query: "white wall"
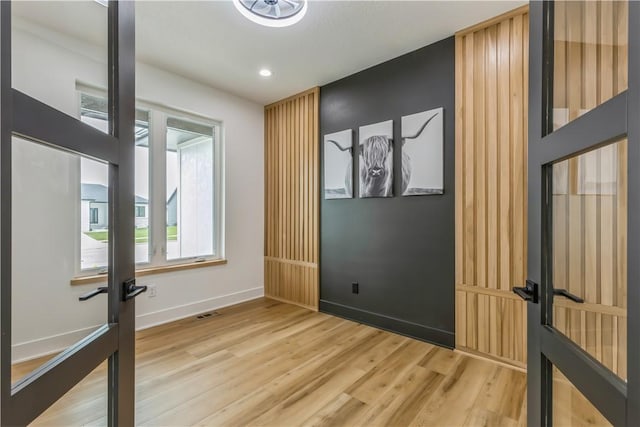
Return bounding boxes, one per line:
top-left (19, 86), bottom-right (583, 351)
top-left (81, 200), bottom-right (91, 232)
top-left (11, 20), bottom-right (264, 362)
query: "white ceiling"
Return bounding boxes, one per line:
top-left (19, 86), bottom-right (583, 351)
top-left (14, 1), bottom-right (526, 105)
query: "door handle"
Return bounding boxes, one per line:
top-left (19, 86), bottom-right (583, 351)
top-left (123, 278), bottom-right (147, 301)
top-left (79, 286), bottom-right (108, 301)
top-left (513, 279), bottom-right (539, 303)
top-left (553, 288), bottom-right (584, 303)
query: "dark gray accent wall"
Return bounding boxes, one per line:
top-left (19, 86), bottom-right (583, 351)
top-left (319, 36), bottom-right (455, 348)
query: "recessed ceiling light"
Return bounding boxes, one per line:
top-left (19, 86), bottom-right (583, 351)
top-left (259, 69), bottom-right (273, 77)
top-left (233, 0), bottom-right (308, 28)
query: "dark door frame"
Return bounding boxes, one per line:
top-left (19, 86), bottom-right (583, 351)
top-left (527, 1), bottom-right (640, 426)
top-left (0, 1), bottom-right (137, 425)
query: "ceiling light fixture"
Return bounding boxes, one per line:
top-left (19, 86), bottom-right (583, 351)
top-left (233, 0), bottom-right (308, 28)
top-left (259, 68), bottom-right (273, 77)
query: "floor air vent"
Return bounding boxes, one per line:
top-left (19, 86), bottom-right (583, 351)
top-left (196, 312), bottom-right (219, 320)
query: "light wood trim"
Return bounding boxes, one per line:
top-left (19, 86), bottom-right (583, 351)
top-left (456, 5), bottom-right (529, 37)
top-left (264, 88), bottom-right (319, 310)
top-left (456, 284), bottom-right (521, 301)
top-left (264, 295), bottom-right (317, 312)
top-left (455, 347), bottom-right (527, 372)
top-left (263, 257), bottom-right (317, 269)
top-left (70, 259), bottom-right (228, 286)
top-left (554, 299), bottom-right (626, 318)
top-left (454, 23), bottom-right (464, 291)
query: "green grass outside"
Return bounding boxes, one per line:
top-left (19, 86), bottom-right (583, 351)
top-left (166, 225), bottom-right (177, 241)
top-left (85, 226), bottom-right (177, 243)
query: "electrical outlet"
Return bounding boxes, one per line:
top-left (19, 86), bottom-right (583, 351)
top-left (147, 284), bottom-right (157, 298)
top-left (352, 282), bottom-right (359, 294)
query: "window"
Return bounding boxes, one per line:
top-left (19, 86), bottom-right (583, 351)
top-left (135, 206), bottom-right (146, 218)
top-left (77, 90), bottom-right (223, 274)
top-left (166, 117), bottom-right (216, 260)
top-left (89, 208), bottom-right (99, 225)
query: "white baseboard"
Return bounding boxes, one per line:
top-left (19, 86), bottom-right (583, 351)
top-left (12, 325), bottom-right (104, 364)
top-left (135, 286), bottom-right (264, 330)
top-left (12, 287), bottom-right (264, 364)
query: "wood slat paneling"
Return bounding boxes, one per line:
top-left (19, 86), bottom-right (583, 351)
top-left (455, 6), bottom-right (529, 368)
top-left (264, 88), bottom-right (319, 311)
top-left (457, 2), bottom-right (629, 372)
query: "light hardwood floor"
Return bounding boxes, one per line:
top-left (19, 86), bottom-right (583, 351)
top-left (14, 298), bottom-right (527, 426)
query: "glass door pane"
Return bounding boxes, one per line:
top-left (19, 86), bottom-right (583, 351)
top-left (80, 93), bottom-right (151, 265)
top-left (551, 139), bottom-right (627, 381)
top-left (30, 362), bottom-right (107, 426)
top-left (552, 0), bottom-right (628, 131)
top-left (11, 136), bottom-right (108, 385)
top-left (553, 366), bottom-right (612, 426)
top-left (11, 1), bottom-right (109, 123)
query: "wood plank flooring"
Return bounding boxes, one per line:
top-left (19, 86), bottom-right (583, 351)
top-left (14, 298), bottom-right (527, 426)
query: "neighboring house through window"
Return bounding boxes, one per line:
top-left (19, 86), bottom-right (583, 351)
top-left (81, 183), bottom-right (112, 231)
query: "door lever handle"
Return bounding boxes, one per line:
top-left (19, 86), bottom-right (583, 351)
top-left (513, 279), bottom-right (539, 303)
top-left (553, 288), bottom-right (584, 303)
top-left (79, 286), bottom-right (108, 301)
top-left (123, 278), bottom-right (147, 301)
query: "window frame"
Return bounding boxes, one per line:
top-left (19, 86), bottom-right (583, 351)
top-left (75, 84), bottom-right (224, 277)
top-left (164, 113), bottom-right (221, 263)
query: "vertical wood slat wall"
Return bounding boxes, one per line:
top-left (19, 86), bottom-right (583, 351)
top-left (455, 6), bottom-right (529, 368)
top-left (264, 88), bottom-right (319, 311)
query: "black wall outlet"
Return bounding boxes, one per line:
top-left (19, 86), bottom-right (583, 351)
top-left (352, 282), bottom-right (359, 294)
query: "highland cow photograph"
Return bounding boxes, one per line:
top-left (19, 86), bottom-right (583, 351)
top-left (358, 120), bottom-right (394, 198)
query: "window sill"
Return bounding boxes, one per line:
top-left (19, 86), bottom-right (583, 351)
top-left (70, 259), bottom-right (228, 286)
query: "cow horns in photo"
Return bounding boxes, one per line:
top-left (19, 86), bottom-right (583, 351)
top-left (401, 111), bottom-right (439, 146)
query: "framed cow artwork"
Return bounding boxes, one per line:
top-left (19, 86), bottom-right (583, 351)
top-left (323, 129), bottom-right (353, 199)
top-left (400, 107), bottom-right (444, 196)
top-left (358, 120), bottom-right (394, 198)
